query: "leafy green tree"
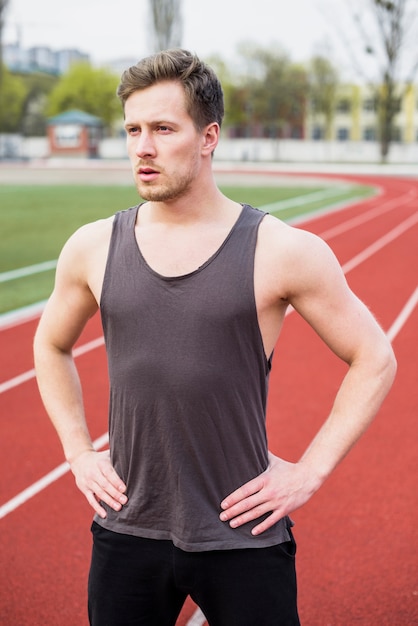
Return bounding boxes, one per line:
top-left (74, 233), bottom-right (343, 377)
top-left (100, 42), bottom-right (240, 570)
top-left (232, 44), bottom-right (308, 139)
top-left (203, 54), bottom-right (241, 130)
top-left (0, 65), bottom-right (27, 132)
top-left (0, 0), bottom-right (10, 104)
top-left (20, 72), bottom-right (58, 136)
top-left (308, 56), bottom-right (339, 140)
top-left (47, 63), bottom-right (120, 131)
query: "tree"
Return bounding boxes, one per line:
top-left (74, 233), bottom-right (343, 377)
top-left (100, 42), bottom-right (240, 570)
top-left (203, 54), bottom-right (241, 130)
top-left (308, 56), bottom-right (339, 140)
top-left (345, 0), bottom-right (418, 160)
top-left (0, 66), bottom-right (27, 132)
top-left (232, 44), bottom-right (308, 140)
top-left (0, 0), bottom-right (10, 92)
top-left (148, 0), bottom-right (183, 52)
top-left (46, 63), bottom-right (120, 132)
top-left (20, 72), bottom-right (58, 136)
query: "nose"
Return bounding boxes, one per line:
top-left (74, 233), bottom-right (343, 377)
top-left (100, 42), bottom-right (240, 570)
top-left (134, 130), bottom-right (156, 159)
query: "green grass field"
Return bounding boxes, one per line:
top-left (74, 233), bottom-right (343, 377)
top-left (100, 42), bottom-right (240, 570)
top-left (0, 182), bottom-right (374, 314)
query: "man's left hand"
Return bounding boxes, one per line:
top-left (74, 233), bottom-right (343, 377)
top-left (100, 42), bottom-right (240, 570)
top-left (219, 452), bottom-right (318, 535)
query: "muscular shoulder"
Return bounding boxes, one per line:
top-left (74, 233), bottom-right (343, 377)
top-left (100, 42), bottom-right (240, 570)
top-left (65, 215), bottom-right (114, 252)
top-left (259, 213), bottom-right (329, 253)
top-left (59, 216), bottom-right (114, 270)
top-left (35, 216), bottom-right (115, 350)
top-left (256, 214), bottom-right (345, 301)
top-left (54, 215), bottom-right (114, 303)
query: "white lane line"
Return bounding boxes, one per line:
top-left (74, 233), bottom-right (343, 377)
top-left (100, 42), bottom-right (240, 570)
top-left (386, 286), bottom-right (418, 343)
top-left (0, 260), bottom-right (57, 283)
top-left (71, 336), bottom-right (105, 357)
top-left (261, 185), bottom-right (353, 213)
top-left (0, 368), bottom-right (36, 394)
top-left (0, 433), bottom-right (109, 520)
top-left (341, 212), bottom-right (418, 274)
top-left (319, 189), bottom-right (415, 240)
top-left (0, 301), bottom-right (47, 330)
top-left (186, 608), bottom-right (207, 626)
top-left (0, 337), bottom-right (105, 394)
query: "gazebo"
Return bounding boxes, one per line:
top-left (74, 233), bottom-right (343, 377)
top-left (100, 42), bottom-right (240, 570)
top-left (47, 109), bottom-right (103, 158)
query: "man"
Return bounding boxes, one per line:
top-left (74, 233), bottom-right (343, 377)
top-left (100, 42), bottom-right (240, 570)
top-left (34, 49), bottom-right (396, 626)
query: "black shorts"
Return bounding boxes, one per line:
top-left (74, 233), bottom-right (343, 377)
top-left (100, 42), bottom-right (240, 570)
top-left (88, 522), bottom-right (300, 626)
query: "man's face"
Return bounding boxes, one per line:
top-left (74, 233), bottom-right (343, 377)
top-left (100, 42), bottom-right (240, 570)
top-left (124, 81), bottom-right (205, 203)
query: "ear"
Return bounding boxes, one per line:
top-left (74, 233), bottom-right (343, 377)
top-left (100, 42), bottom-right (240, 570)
top-left (201, 122), bottom-right (220, 156)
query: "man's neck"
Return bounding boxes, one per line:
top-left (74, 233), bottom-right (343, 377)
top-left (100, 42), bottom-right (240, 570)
top-left (142, 186), bottom-right (238, 227)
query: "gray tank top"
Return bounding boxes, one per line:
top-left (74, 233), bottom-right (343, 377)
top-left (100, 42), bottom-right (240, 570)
top-left (96, 203), bottom-right (292, 551)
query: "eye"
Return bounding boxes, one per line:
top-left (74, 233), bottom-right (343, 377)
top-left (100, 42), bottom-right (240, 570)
top-left (127, 126), bottom-right (139, 136)
top-left (157, 125), bottom-right (172, 133)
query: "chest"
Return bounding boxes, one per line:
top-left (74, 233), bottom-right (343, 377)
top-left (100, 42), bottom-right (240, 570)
top-left (135, 223), bottom-right (232, 277)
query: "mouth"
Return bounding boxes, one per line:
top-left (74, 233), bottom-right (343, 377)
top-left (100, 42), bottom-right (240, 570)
top-left (137, 165), bottom-right (160, 182)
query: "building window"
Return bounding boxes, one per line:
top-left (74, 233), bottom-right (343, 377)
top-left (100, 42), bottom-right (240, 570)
top-left (363, 98), bottom-right (377, 112)
top-left (337, 127), bottom-right (349, 141)
top-left (312, 126), bottom-right (324, 140)
top-left (291, 127), bottom-right (303, 139)
top-left (363, 127), bottom-right (376, 141)
top-left (336, 99), bottom-right (351, 113)
top-left (54, 124), bottom-right (81, 147)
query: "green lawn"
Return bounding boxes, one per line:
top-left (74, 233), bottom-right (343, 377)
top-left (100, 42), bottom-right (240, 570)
top-left (0, 183), bottom-right (374, 314)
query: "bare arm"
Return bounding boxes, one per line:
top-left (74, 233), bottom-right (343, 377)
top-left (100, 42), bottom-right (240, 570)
top-left (34, 222), bottom-right (127, 517)
top-left (220, 225), bottom-right (397, 534)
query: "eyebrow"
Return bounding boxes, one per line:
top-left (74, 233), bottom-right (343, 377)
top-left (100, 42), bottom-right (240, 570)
top-left (123, 119), bottom-right (177, 129)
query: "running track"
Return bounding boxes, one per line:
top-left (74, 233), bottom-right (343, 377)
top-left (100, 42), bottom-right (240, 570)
top-left (0, 171), bottom-right (417, 625)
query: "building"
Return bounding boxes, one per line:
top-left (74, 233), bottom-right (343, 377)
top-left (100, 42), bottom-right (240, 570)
top-left (307, 83), bottom-right (418, 145)
top-left (47, 110), bottom-right (103, 158)
top-left (3, 42), bottom-right (90, 75)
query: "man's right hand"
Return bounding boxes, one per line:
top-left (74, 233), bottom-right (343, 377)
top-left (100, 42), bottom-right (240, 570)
top-left (69, 449), bottom-right (128, 518)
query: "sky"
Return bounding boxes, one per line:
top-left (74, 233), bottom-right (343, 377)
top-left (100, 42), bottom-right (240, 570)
top-left (4, 0), bottom-right (361, 73)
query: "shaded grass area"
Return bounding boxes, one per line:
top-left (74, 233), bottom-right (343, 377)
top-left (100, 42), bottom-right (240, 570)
top-left (0, 183), bottom-right (374, 313)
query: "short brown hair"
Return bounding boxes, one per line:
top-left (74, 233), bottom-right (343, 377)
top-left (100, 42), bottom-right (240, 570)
top-left (117, 49), bottom-right (224, 130)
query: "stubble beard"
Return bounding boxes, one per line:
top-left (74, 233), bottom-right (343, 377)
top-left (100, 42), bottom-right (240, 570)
top-left (137, 178), bottom-right (192, 203)
top-left (135, 155), bottom-right (200, 203)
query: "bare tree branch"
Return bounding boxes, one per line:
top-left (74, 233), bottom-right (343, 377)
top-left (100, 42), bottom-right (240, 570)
top-left (332, 0), bottom-right (417, 161)
top-left (148, 0), bottom-right (183, 52)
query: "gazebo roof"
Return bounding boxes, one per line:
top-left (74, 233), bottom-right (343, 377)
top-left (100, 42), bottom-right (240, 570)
top-left (47, 109), bottom-right (102, 126)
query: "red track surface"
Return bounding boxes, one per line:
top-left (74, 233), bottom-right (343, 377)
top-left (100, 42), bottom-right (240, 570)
top-left (1, 172), bottom-right (417, 626)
